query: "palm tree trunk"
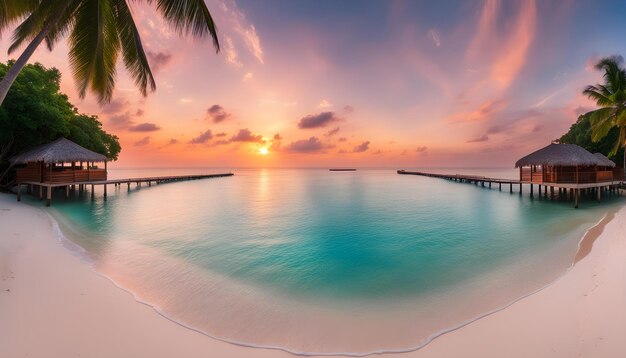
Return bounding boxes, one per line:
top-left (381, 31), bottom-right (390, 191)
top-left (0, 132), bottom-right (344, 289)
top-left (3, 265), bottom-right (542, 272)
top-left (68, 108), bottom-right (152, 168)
top-left (0, 23), bottom-right (53, 106)
top-left (0, 1), bottom-right (71, 107)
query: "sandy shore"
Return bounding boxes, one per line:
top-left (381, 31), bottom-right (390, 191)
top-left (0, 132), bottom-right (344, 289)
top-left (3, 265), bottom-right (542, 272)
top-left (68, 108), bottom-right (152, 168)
top-left (1, 192), bottom-right (625, 357)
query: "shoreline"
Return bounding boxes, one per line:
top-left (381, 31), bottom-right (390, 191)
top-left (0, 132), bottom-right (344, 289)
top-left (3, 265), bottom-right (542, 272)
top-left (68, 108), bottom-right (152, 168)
top-left (2, 193), bottom-right (626, 357)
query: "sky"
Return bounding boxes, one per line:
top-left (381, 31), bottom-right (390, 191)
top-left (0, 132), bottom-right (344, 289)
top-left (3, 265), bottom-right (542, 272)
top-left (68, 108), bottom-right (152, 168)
top-left (2, 0), bottom-right (626, 168)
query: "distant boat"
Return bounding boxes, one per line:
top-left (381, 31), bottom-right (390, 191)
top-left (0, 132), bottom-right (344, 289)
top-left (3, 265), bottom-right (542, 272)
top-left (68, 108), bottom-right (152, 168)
top-left (329, 168), bottom-right (357, 171)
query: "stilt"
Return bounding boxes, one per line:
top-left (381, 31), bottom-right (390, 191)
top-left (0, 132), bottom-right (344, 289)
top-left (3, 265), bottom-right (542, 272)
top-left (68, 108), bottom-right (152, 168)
top-left (544, 185), bottom-right (547, 196)
top-left (39, 185), bottom-right (43, 201)
top-left (27, 184), bottom-right (32, 194)
top-left (46, 186), bottom-right (51, 207)
top-left (538, 185), bottom-right (541, 197)
top-left (127, 182), bottom-right (130, 189)
top-left (530, 184), bottom-right (534, 198)
top-left (16, 184), bottom-right (21, 202)
top-left (104, 184), bottom-right (107, 198)
top-left (574, 189), bottom-right (579, 209)
top-left (148, 181), bottom-right (152, 187)
top-left (66, 186), bottom-right (69, 198)
top-left (91, 184), bottom-right (94, 192)
top-left (597, 186), bottom-right (601, 203)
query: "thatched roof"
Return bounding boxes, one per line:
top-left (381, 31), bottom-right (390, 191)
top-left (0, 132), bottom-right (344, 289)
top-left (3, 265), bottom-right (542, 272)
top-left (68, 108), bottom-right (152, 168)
top-left (10, 138), bottom-right (107, 164)
top-left (593, 152), bottom-right (616, 167)
top-left (515, 143), bottom-right (615, 168)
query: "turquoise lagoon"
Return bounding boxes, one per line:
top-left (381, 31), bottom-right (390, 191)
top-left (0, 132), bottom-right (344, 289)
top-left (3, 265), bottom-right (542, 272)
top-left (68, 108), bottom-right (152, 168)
top-left (33, 168), bottom-right (622, 355)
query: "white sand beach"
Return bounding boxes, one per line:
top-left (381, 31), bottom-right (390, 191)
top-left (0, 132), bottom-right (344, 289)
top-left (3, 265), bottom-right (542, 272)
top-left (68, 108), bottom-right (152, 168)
top-left (1, 192), bottom-right (625, 358)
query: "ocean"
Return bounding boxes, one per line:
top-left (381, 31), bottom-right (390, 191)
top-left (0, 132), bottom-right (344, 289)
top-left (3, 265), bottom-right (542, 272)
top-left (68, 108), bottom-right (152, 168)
top-left (28, 168), bottom-right (622, 355)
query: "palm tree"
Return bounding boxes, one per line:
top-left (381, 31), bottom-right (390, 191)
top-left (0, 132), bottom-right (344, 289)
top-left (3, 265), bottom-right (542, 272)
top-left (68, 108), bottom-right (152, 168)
top-left (0, 0), bottom-right (219, 105)
top-left (582, 55), bottom-right (626, 176)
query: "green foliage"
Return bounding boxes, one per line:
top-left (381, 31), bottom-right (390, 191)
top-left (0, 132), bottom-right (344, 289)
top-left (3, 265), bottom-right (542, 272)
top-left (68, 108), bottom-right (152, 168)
top-left (1, 0), bottom-right (219, 104)
top-left (0, 61), bottom-right (121, 161)
top-left (559, 114), bottom-right (624, 165)
top-left (581, 55), bottom-right (626, 158)
top-left (68, 114), bottom-right (121, 161)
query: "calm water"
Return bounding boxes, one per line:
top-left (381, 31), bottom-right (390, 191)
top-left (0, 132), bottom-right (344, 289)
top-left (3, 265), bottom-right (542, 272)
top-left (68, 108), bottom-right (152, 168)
top-left (30, 168), bottom-right (622, 354)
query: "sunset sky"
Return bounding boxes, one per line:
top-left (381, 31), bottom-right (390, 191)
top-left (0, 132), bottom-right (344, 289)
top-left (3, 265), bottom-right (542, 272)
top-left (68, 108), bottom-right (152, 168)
top-left (3, 0), bottom-right (626, 168)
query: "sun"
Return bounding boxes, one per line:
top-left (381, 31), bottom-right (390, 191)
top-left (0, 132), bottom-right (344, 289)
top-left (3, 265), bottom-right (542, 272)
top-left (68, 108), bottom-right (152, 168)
top-left (258, 147), bottom-right (269, 155)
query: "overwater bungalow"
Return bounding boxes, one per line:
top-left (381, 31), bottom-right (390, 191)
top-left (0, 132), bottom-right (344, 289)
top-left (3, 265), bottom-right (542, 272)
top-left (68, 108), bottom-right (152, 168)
top-left (10, 137), bottom-right (234, 206)
top-left (10, 138), bottom-right (108, 205)
top-left (11, 137), bottom-right (108, 184)
top-left (515, 143), bottom-right (622, 185)
top-left (515, 143), bottom-right (624, 207)
top-left (398, 142), bottom-right (623, 208)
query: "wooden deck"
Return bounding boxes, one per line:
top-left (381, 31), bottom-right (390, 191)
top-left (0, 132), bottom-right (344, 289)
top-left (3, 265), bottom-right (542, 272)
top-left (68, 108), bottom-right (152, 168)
top-left (397, 170), bottom-right (624, 208)
top-left (16, 173), bottom-right (234, 206)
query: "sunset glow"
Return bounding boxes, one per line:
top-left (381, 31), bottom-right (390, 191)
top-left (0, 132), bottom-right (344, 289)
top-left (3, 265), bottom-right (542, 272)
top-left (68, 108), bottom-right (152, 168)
top-left (2, 0), bottom-right (626, 168)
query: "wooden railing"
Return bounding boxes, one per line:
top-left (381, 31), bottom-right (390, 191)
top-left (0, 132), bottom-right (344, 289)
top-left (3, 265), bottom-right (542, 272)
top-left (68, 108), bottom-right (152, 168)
top-left (42, 169), bottom-right (107, 183)
top-left (520, 167), bottom-right (621, 184)
top-left (15, 163), bottom-right (41, 182)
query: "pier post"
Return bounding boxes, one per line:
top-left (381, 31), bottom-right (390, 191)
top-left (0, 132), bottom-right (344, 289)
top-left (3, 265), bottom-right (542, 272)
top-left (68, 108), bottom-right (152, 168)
top-left (597, 186), bottom-right (601, 203)
top-left (127, 182), bottom-right (130, 189)
top-left (519, 183), bottom-right (522, 194)
top-left (148, 181), bottom-right (152, 187)
top-left (574, 189), bottom-right (579, 209)
top-left (103, 184), bottom-right (107, 198)
top-left (66, 186), bottom-right (69, 198)
top-left (530, 184), bottom-right (534, 198)
top-left (16, 184), bottom-right (21, 202)
top-left (538, 185), bottom-right (541, 197)
top-left (46, 186), bottom-right (51, 207)
top-left (510, 183), bottom-right (512, 193)
top-left (39, 185), bottom-right (43, 201)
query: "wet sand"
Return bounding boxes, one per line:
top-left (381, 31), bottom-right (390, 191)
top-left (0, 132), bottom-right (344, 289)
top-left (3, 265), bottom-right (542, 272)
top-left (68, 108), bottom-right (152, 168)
top-left (1, 193), bottom-right (625, 357)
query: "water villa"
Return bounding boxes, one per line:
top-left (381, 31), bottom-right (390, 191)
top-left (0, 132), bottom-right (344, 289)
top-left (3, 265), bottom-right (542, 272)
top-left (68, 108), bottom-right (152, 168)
top-left (11, 138), bottom-right (233, 206)
top-left (12, 138), bottom-right (109, 185)
top-left (398, 143), bottom-right (624, 208)
top-left (516, 143), bottom-right (620, 186)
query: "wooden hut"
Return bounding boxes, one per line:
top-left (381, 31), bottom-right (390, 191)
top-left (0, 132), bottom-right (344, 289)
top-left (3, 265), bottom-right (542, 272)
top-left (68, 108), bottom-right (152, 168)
top-left (516, 143), bottom-right (624, 207)
top-left (515, 143), bottom-right (620, 184)
top-left (10, 138), bottom-right (108, 205)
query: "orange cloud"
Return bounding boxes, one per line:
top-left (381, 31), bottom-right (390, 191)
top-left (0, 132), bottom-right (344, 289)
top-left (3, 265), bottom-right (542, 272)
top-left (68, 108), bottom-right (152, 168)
top-left (466, 0), bottom-right (499, 61)
top-left (490, 0), bottom-right (537, 88)
top-left (450, 99), bottom-right (508, 122)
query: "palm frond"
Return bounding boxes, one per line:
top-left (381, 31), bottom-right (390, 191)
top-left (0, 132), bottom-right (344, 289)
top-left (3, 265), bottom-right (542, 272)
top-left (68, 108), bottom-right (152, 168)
top-left (112, 0), bottom-right (156, 96)
top-left (0, 0), bottom-right (39, 37)
top-left (594, 56), bottom-right (626, 94)
top-left (609, 126), bottom-right (626, 157)
top-left (583, 85), bottom-right (614, 106)
top-left (588, 107), bottom-right (616, 142)
top-left (69, 0), bottom-right (121, 103)
top-left (148, 0), bottom-right (219, 52)
top-left (8, 1), bottom-right (70, 54)
top-left (44, 0), bottom-right (80, 51)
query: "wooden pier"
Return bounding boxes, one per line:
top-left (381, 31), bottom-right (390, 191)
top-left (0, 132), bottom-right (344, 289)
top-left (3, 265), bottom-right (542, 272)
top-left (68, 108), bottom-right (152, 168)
top-left (16, 173), bottom-right (234, 206)
top-left (397, 170), bottom-right (623, 208)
